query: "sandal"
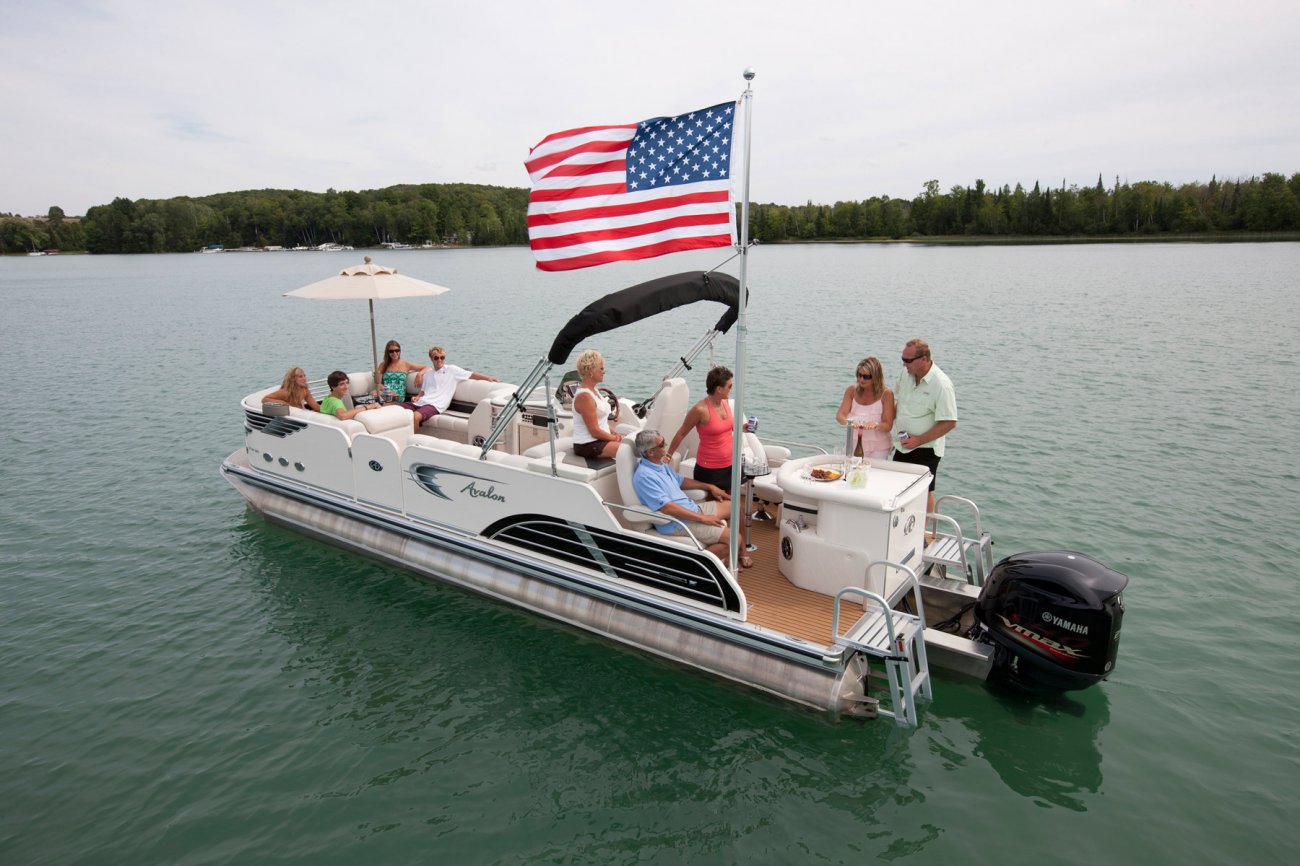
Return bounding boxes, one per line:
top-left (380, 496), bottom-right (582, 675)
top-left (739, 555), bottom-right (755, 569)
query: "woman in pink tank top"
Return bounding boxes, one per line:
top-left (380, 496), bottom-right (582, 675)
top-left (836, 356), bottom-right (895, 459)
top-left (667, 366), bottom-right (750, 567)
top-left (668, 365), bottom-right (736, 488)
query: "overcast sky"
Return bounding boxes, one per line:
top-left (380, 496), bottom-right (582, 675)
top-left (4, 0), bottom-right (1297, 216)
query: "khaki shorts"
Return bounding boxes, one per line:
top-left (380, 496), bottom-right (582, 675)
top-left (668, 500), bottom-right (725, 545)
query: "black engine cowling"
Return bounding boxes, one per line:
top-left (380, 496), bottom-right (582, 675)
top-left (974, 550), bottom-right (1128, 691)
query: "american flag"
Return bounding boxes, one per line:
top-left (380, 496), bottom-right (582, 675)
top-left (525, 101), bottom-right (738, 271)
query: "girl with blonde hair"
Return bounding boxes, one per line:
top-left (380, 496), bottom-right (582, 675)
top-left (262, 366), bottom-right (320, 412)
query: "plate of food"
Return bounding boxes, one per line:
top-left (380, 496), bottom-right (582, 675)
top-left (806, 467), bottom-right (842, 482)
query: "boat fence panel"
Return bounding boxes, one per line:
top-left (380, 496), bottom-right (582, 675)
top-left (244, 410), bottom-right (308, 437)
top-left (483, 514), bottom-right (742, 613)
top-left (244, 408), bottom-right (359, 495)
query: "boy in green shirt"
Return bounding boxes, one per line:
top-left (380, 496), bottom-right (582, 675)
top-left (319, 370), bottom-right (383, 421)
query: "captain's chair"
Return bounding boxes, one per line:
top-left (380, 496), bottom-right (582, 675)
top-left (614, 441), bottom-right (669, 530)
top-left (615, 439), bottom-right (712, 535)
top-left (640, 377), bottom-right (690, 440)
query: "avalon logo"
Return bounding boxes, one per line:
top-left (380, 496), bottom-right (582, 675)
top-left (461, 481), bottom-right (505, 502)
top-left (410, 463), bottom-right (508, 503)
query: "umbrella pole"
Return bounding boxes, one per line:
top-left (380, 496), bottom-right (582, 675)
top-left (369, 299), bottom-right (379, 396)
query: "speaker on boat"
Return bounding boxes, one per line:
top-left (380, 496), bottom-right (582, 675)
top-left (974, 550), bottom-right (1128, 691)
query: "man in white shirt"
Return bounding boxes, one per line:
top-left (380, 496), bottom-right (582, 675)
top-left (400, 345), bottom-right (499, 431)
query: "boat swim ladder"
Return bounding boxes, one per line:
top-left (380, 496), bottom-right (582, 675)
top-left (921, 495), bottom-right (995, 586)
top-left (830, 562), bottom-right (932, 727)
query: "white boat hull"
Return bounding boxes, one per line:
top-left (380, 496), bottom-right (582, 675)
top-left (223, 449), bottom-right (879, 718)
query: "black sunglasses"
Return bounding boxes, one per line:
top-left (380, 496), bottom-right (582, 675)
top-left (901, 355), bottom-right (923, 364)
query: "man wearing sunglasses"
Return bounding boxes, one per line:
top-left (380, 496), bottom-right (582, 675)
top-left (631, 429), bottom-right (733, 565)
top-left (399, 345), bottom-right (499, 432)
top-left (892, 338), bottom-right (957, 518)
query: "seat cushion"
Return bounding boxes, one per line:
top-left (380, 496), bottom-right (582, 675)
top-left (424, 414), bottom-right (470, 434)
top-left (455, 379), bottom-right (513, 404)
top-left (357, 405), bottom-right (413, 434)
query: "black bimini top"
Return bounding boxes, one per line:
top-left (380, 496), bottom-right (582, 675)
top-left (547, 271), bottom-right (741, 365)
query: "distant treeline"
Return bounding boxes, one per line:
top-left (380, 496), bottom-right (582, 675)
top-left (3, 172), bottom-right (1298, 254)
top-left (0, 184), bottom-right (530, 255)
top-left (752, 173), bottom-right (1300, 241)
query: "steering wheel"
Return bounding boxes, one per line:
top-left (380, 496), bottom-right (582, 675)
top-left (597, 387), bottom-right (619, 421)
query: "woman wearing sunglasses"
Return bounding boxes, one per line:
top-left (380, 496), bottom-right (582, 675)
top-left (836, 356), bottom-right (894, 460)
top-left (376, 340), bottom-right (428, 403)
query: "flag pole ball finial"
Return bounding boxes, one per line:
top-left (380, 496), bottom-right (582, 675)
top-left (743, 67), bottom-right (756, 81)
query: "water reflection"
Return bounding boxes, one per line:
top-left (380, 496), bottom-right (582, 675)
top-left (935, 679), bottom-right (1111, 811)
top-left (228, 514), bottom-right (948, 857)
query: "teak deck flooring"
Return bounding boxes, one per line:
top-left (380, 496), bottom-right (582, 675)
top-left (736, 518), bottom-right (863, 646)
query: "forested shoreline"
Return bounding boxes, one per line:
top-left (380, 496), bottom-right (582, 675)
top-left (3, 172), bottom-right (1297, 255)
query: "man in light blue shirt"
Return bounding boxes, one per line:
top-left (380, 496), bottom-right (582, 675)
top-left (631, 429), bottom-right (732, 562)
top-left (893, 338), bottom-right (957, 517)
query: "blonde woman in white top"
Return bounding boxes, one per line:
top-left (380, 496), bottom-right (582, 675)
top-left (836, 355), bottom-right (894, 459)
top-left (571, 349), bottom-right (622, 459)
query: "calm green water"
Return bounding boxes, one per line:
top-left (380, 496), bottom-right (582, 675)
top-left (2, 243), bottom-right (1297, 865)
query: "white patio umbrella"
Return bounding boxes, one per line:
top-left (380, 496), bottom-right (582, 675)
top-left (284, 255), bottom-right (451, 387)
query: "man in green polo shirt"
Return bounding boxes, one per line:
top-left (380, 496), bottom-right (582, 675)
top-left (892, 338), bottom-right (957, 519)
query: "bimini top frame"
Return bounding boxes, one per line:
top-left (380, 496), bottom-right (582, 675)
top-left (480, 270), bottom-right (741, 464)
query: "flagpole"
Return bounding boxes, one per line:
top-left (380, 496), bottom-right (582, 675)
top-left (728, 68), bottom-right (755, 574)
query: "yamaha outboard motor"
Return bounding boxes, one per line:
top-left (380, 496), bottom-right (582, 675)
top-left (975, 551), bottom-right (1128, 691)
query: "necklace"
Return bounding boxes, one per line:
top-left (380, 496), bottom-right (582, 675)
top-left (710, 398), bottom-right (728, 420)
